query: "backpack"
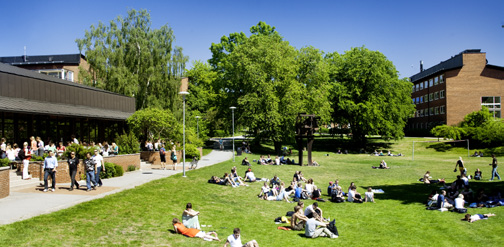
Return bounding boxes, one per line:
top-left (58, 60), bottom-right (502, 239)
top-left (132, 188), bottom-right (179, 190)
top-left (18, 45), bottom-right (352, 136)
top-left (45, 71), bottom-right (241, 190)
top-left (327, 219), bottom-right (339, 236)
top-left (18, 149), bottom-right (26, 160)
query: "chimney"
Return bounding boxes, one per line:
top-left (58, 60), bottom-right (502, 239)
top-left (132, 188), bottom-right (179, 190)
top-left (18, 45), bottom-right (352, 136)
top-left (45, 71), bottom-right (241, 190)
top-left (23, 46), bottom-right (27, 62)
top-left (420, 60), bottom-right (423, 72)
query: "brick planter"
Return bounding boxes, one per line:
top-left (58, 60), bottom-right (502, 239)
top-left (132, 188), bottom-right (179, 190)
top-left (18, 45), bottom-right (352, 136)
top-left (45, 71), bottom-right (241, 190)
top-left (0, 167), bottom-right (9, 199)
top-left (140, 149), bottom-right (201, 165)
top-left (103, 153), bottom-right (140, 172)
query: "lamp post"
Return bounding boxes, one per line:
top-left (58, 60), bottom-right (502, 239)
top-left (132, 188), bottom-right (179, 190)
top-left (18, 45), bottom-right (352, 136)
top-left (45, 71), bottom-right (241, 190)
top-left (230, 106), bottom-right (236, 162)
top-left (195, 116), bottom-right (201, 138)
top-left (179, 91), bottom-right (189, 177)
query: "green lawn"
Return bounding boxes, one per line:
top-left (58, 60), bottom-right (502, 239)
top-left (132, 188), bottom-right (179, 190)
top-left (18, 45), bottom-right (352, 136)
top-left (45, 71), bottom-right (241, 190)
top-left (1, 138), bottom-right (503, 246)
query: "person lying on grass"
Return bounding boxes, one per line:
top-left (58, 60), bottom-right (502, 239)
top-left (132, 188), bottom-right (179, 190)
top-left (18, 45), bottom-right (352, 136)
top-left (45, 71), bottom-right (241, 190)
top-left (291, 205), bottom-right (309, 231)
top-left (423, 171), bottom-right (446, 185)
top-left (172, 218), bottom-right (220, 241)
top-left (182, 203), bottom-right (201, 230)
top-left (463, 213), bottom-right (496, 223)
top-left (223, 227), bottom-right (259, 247)
top-left (227, 171), bottom-right (247, 187)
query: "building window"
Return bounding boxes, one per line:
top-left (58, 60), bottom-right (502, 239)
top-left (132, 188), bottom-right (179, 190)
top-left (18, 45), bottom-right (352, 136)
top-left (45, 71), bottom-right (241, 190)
top-left (424, 94), bottom-right (428, 102)
top-left (420, 96), bottom-right (423, 103)
top-left (439, 74), bottom-right (444, 83)
top-left (412, 85), bottom-right (415, 93)
top-left (420, 123), bottom-right (423, 129)
top-left (440, 105), bottom-right (445, 114)
top-left (424, 81), bottom-right (428, 89)
top-left (417, 97), bottom-right (420, 104)
top-left (434, 92), bottom-right (439, 100)
top-left (416, 84), bottom-right (419, 92)
top-left (420, 83), bottom-right (424, 90)
top-left (440, 90), bottom-right (445, 99)
top-left (429, 93), bottom-right (433, 102)
top-left (482, 96), bottom-right (501, 118)
top-left (420, 109), bottom-right (424, 117)
top-left (434, 76), bottom-right (439, 85)
top-left (435, 107), bottom-right (439, 115)
top-left (429, 107), bottom-right (433, 116)
top-left (429, 79), bottom-right (433, 87)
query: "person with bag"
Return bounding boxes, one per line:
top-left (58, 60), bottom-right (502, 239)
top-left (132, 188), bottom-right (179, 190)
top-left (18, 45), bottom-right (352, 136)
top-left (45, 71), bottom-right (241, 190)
top-left (159, 144), bottom-right (167, 170)
top-left (171, 145), bottom-right (177, 170)
top-left (20, 142), bottom-right (31, 180)
top-left (304, 218), bottom-right (338, 239)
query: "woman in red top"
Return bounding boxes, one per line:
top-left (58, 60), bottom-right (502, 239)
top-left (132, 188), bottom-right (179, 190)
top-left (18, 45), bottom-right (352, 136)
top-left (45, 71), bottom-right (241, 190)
top-left (172, 218), bottom-right (220, 241)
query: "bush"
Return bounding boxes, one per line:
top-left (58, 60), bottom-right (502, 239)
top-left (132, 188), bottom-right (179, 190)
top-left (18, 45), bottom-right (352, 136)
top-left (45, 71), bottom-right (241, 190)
top-left (115, 131), bottom-right (140, 155)
top-left (214, 129), bottom-right (226, 138)
top-left (0, 158), bottom-right (10, 167)
top-left (100, 162), bottom-right (124, 179)
top-left (185, 143), bottom-right (201, 159)
top-left (127, 165), bottom-right (136, 172)
top-left (64, 144), bottom-right (95, 160)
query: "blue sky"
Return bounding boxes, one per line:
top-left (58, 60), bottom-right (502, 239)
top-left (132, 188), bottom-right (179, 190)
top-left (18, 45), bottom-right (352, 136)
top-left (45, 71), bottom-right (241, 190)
top-left (0, 0), bottom-right (502, 78)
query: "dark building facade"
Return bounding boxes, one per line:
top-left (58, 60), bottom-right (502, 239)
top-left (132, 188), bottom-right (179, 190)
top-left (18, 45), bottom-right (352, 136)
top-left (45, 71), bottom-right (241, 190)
top-left (407, 49), bottom-right (504, 133)
top-left (0, 62), bottom-right (135, 146)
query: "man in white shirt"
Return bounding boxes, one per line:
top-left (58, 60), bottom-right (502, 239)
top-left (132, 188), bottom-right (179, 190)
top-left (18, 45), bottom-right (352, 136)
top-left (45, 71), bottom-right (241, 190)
top-left (93, 149), bottom-right (105, 187)
top-left (305, 218), bottom-right (338, 239)
top-left (304, 202), bottom-right (324, 222)
top-left (223, 228), bottom-right (258, 247)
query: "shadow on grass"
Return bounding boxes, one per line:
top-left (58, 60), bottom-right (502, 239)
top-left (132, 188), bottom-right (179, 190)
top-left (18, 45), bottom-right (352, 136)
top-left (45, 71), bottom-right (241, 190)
top-left (426, 142), bottom-right (454, 152)
top-left (362, 181), bottom-right (504, 205)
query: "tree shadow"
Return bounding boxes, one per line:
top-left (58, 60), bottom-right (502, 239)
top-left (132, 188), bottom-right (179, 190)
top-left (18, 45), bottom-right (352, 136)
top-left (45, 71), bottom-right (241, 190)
top-left (426, 142), bottom-right (453, 152)
top-left (362, 181), bottom-right (504, 205)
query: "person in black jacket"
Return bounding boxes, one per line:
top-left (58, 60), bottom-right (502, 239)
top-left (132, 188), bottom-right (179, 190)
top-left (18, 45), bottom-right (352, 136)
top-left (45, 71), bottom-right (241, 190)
top-left (67, 151), bottom-right (80, 191)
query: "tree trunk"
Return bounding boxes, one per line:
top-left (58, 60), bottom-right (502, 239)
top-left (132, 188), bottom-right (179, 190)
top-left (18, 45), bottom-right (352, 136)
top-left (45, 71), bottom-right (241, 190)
top-left (273, 141), bottom-right (282, 156)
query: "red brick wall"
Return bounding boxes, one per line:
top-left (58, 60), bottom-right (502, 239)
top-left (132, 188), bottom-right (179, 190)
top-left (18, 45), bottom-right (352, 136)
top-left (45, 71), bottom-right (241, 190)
top-left (141, 151), bottom-right (182, 165)
top-left (104, 154), bottom-right (140, 172)
top-left (0, 167), bottom-right (9, 199)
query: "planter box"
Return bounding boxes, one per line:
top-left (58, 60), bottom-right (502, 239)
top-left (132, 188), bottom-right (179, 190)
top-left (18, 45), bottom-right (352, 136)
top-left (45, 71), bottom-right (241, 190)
top-left (103, 153), bottom-right (140, 172)
top-left (0, 166), bottom-right (10, 199)
top-left (140, 151), bottom-right (181, 165)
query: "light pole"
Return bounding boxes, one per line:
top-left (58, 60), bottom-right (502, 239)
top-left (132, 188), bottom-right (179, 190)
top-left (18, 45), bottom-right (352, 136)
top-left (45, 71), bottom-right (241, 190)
top-left (179, 91), bottom-right (189, 177)
top-left (195, 116), bottom-right (201, 138)
top-left (230, 106), bottom-right (236, 162)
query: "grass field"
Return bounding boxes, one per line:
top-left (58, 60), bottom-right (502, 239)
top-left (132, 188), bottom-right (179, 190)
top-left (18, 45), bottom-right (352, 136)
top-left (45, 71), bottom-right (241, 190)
top-left (0, 137), bottom-right (503, 246)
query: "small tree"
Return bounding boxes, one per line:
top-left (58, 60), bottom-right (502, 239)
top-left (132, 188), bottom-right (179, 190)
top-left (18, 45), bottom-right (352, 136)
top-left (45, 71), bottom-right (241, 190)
top-left (431, 125), bottom-right (466, 140)
top-left (115, 132), bottom-right (140, 154)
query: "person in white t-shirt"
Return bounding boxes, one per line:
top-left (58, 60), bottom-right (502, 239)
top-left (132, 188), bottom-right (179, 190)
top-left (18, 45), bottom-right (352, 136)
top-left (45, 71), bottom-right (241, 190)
top-left (454, 194), bottom-right (465, 209)
top-left (223, 228), bottom-right (259, 247)
top-left (364, 187), bottom-right (375, 203)
top-left (92, 149), bottom-right (105, 187)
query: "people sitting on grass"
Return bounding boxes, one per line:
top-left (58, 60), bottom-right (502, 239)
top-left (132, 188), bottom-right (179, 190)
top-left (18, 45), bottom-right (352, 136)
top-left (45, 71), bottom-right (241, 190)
top-left (294, 183), bottom-right (306, 200)
top-left (422, 171), bottom-right (446, 185)
top-left (290, 205), bottom-right (309, 231)
top-left (244, 168), bottom-right (257, 182)
top-left (209, 173), bottom-right (242, 187)
top-left (347, 185), bottom-right (363, 203)
top-left (463, 213), bottom-right (496, 223)
top-left (270, 175), bottom-right (281, 187)
top-left (305, 178), bottom-right (315, 197)
top-left (372, 160), bottom-right (390, 169)
top-left (454, 194), bottom-right (466, 212)
top-left (437, 190), bottom-right (453, 209)
top-left (172, 218), bottom-right (220, 241)
top-left (274, 156), bottom-right (281, 165)
top-left (230, 167), bottom-right (248, 186)
top-left (304, 202), bottom-right (325, 222)
top-left (242, 157), bottom-right (251, 166)
top-left (223, 228), bottom-right (259, 247)
top-left (474, 168), bottom-right (482, 180)
top-left (261, 182), bottom-right (292, 202)
top-left (258, 182), bottom-right (271, 198)
top-left (305, 218), bottom-right (338, 239)
top-left (365, 187), bottom-right (375, 203)
top-left (257, 156), bottom-right (267, 165)
top-left (330, 186), bottom-right (345, 203)
top-left (461, 186), bottom-right (474, 203)
top-left (182, 203), bottom-right (201, 230)
top-left (427, 190), bottom-right (439, 207)
top-left (285, 181), bottom-right (297, 192)
top-left (293, 171), bottom-right (307, 183)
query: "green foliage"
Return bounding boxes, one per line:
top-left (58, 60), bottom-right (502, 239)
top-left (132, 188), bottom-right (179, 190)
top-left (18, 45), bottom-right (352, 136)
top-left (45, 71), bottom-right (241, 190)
top-left (460, 107), bottom-right (493, 127)
top-left (64, 144), bottom-right (95, 160)
top-left (127, 107), bottom-right (180, 141)
top-left (76, 9), bottom-right (187, 110)
top-left (430, 125), bottom-right (466, 140)
top-left (184, 143), bottom-right (201, 159)
top-left (127, 165), bottom-right (136, 172)
top-left (0, 158), bottom-right (10, 167)
top-left (327, 47), bottom-right (415, 145)
top-left (100, 162), bottom-right (123, 179)
top-left (30, 155), bottom-right (45, 162)
top-left (213, 130), bottom-right (226, 138)
top-left (115, 132), bottom-right (139, 154)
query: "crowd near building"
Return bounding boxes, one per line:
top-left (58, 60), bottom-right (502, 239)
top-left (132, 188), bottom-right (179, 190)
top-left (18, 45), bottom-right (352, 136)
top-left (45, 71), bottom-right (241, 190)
top-left (0, 54), bottom-right (135, 146)
top-left (407, 49), bottom-right (504, 134)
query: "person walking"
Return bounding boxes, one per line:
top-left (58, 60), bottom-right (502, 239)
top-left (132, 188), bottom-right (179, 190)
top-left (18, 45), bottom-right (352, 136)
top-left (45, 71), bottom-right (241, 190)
top-left (171, 145), bottom-right (177, 170)
top-left (42, 150), bottom-right (58, 192)
top-left (490, 154), bottom-right (501, 181)
top-left (67, 151), bottom-right (80, 191)
top-left (92, 149), bottom-right (105, 187)
top-left (454, 157), bottom-right (466, 176)
top-left (159, 144), bottom-right (167, 170)
top-left (21, 142), bottom-right (31, 180)
top-left (84, 152), bottom-right (98, 191)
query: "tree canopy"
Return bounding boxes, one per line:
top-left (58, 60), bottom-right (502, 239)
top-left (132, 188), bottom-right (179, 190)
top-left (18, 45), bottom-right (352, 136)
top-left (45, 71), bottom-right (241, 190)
top-left (76, 9), bottom-right (187, 110)
top-left (327, 47), bottom-right (415, 145)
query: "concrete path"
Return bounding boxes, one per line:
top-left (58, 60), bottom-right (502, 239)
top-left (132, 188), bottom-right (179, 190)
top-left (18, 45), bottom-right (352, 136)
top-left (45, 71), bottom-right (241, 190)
top-left (0, 150), bottom-right (232, 225)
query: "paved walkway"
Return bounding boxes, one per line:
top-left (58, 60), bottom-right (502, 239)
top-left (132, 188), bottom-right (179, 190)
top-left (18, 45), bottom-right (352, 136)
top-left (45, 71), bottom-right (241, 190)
top-left (0, 150), bottom-right (232, 225)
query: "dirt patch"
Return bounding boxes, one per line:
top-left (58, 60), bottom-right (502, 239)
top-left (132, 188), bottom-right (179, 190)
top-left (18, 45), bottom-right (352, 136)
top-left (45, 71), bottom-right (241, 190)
top-left (14, 184), bottom-right (119, 195)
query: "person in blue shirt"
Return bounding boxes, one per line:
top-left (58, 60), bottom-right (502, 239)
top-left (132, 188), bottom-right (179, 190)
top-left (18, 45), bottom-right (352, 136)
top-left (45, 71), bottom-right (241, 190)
top-left (43, 150), bottom-right (58, 192)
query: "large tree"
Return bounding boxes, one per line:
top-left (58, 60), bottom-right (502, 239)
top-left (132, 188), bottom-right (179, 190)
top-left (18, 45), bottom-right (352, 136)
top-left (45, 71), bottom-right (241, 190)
top-left (327, 47), bottom-right (415, 145)
top-left (76, 9), bottom-right (187, 110)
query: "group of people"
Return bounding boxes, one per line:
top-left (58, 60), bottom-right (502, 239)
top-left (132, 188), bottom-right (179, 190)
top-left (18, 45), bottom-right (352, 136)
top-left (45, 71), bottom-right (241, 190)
top-left (172, 202), bottom-right (259, 246)
top-left (289, 201), bottom-right (338, 239)
top-left (255, 155), bottom-right (296, 165)
top-left (209, 166), bottom-right (255, 187)
top-left (372, 150), bottom-right (403, 157)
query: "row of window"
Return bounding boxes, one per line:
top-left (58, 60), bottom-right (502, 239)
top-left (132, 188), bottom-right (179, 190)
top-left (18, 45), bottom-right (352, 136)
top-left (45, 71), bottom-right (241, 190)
top-left (37, 69), bottom-right (75, 82)
top-left (482, 96), bottom-right (501, 118)
top-left (412, 74), bottom-right (444, 93)
top-left (414, 106), bottom-right (445, 118)
top-left (413, 90), bottom-right (445, 104)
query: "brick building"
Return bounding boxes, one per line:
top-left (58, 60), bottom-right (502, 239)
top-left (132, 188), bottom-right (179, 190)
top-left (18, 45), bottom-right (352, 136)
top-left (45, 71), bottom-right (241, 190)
top-left (0, 54), bottom-right (89, 83)
top-left (407, 49), bottom-right (504, 133)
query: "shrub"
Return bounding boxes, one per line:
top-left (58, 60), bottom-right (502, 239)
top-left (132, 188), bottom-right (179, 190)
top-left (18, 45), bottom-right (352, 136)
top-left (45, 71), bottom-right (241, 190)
top-left (127, 165), bottom-right (136, 172)
top-left (214, 129), bottom-right (226, 138)
top-left (64, 144), bottom-right (95, 160)
top-left (115, 131), bottom-right (140, 155)
top-left (100, 162), bottom-right (124, 179)
top-left (0, 158), bottom-right (10, 167)
top-left (185, 143), bottom-right (201, 159)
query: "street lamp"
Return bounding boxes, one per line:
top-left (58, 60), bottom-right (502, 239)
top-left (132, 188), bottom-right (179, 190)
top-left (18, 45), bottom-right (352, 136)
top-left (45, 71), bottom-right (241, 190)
top-left (230, 106), bottom-right (236, 162)
top-left (179, 91), bottom-right (190, 177)
top-left (195, 116), bottom-right (201, 138)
